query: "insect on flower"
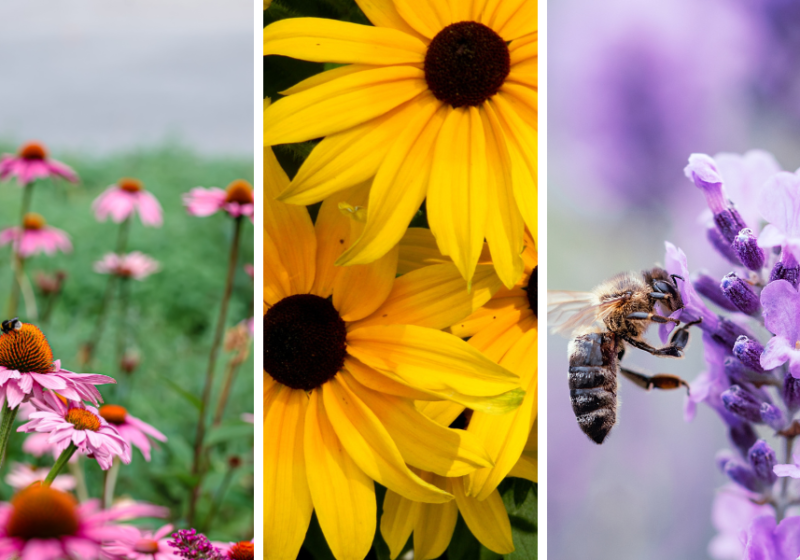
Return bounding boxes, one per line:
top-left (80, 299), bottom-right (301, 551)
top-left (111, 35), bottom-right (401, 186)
top-left (0, 318), bottom-right (22, 335)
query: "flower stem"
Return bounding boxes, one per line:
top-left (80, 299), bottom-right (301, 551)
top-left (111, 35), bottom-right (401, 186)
top-left (200, 458), bottom-right (238, 532)
top-left (212, 355), bottom-right (244, 428)
top-left (188, 216), bottom-right (243, 524)
top-left (115, 277), bottom-right (131, 374)
top-left (0, 403), bottom-right (19, 469)
top-left (102, 457), bottom-right (121, 509)
top-left (7, 184), bottom-right (35, 317)
top-left (777, 435), bottom-right (796, 522)
top-left (44, 442), bottom-right (78, 485)
top-left (68, 457), bottom-right (89, 502)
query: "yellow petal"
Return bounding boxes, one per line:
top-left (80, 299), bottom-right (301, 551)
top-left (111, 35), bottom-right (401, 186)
top-left (305, 389), bottom-right (376, 560)
top-left (264, 386), bottom-right (312, 560)
top-left (416, 400), bottom-right (466, 427)
top-left (354, 0), bottom-right (428, 40)
top-left (507, 59), bottom-right (537, 90)
top-left (509, 34), bottom-right (537, 66)
top-left (449, 0), bottom-right (474, 23)
top-left (337, 95), bottom-right (447, 266)
top-left (393, 0), bottom-right (450, 39)
top-left (499, 84), bottom-right (537, 126)
top-left (264, 229), bottom-right (292, 306)
top-left (346, 324), bottom-right (524, 413)
top-left (281, 64), bottom-right (377, 96)
top-left (428, 106), bottom-right (488, 285)
top-left (508, 453), bottom-right (537, 482)
top-left (450, 296), bottom-right (529, 339)
top-left (494, 0), bottom-right (536, 41)
top-left (264, 17), bottom-right (426, 64)
top-left (264, 66), bottom-right (427, 145)
top-left (346, 375), bottom-right (492, 477)
top-left (264, 147), bottom-right (317, 295)
top-left (451, 477), bottom-right (514, 554)
top-left (397, 227), bottom-right (446, 274)
top-left (413, 477), bottom-right (459, 560)
top-left (279, 98), bottom-right (422, 206)
top-left (345, 356), bottom-right (436, 401)
top-left (465, 305), bottom-right (533, 362)
top-left (381, 489), bottom-right (421, 559)
top-left (350, 263), bottom-right (501, 331)
top-left (322, 375), bottom-right (453, 503)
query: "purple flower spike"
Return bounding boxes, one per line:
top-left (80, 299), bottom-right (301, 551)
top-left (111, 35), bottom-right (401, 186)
top-left (734, 228), bottom-right (766, 271)
top-left (721, 273), bottom-right (760, 315)
top-left (757, 171), bottom-right (800, 262)
top-left (783, 372), bottom-right (800, 411)
top-left (707, 227), bottom-right (741, 266)
top-left (724, 460), bottom-right (761, 492)
top-left (748, 440), bottom-right (778, 486)
top-left (741, 515), bottom-right (800, 560)
top-left (773, 451), bottom-right (800, 479)
top-left (722, 385), bottom-right (765, 424)
top-left (769, 252), bottom-right (800, 289)
top-left (729, 422), bottom-right (758, 458)
top-left (695, 273), bottom-right (740, 312)
top-left (168, 529), bottom-right (224, 560)
top-left (686, 154), bottom-right (727, 213)
top-left (760, 280), bottom-right (800, 378)
top-left (734, 336), bottom-right (766, 373)
top-left (760, 403), bottom-right (785, 431)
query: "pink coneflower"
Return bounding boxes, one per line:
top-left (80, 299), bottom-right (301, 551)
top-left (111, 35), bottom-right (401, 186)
top-left (4, 462), bottom-right (75, 492)
top-left (183, 180), bottom-right (254, 220)
top-left (104, 523), bottom-right (182, 560)
top-left (0, 141), bottom-right (78, 187)
top-left (18, 392), bottom-right (131, 470)
top-left (0, 486), bottom-right (133, 560)
top-left (243, 263), bottom-right (254, 278)
top-left (218, 540), bottom-right (254, 560)
top-left (0, 213), bottom-right (71, 258)
top-left (92, 177), bottom-right (163, 227)
top-left (94, 251), bottom-right (160, 280)
top-left (99, 404), bottom-right (167, 462)
top-left (0, 322), bottom-right (115, 408)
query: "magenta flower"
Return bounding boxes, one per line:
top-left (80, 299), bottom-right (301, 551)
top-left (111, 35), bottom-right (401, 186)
top-left (94, 251), bottom-right (160, 280)
top-left (0, 486), bottom-right (135, 560)
top-left (183, 180), bottom-right (254, 221)
top-left (92, 177), bottom-right (163, 227)
top-left (741, 515), bottom-right (800, 560)
top-left (18, 392), bottom-right (131, 470)
top-left (0, 213), bottom-right (71, 258)
top-left (98, 404), bottom-right (167, 462)
top-left (4, 462), bottom-right (75, 492)
top-left (0, 141), bottom-right (78, 187)
top-left (104, 523), bottom-right (182, 560)
top-left (757, 171), bottom-right (800, 258)
top-left (0, 322), bottom-right (115, 408)
top-left (759, 279), bottom-right (800, 378)
top-left (168, 528), bottom-right (224, 560)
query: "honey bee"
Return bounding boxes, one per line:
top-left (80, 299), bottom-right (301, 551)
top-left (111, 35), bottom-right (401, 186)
top-left (1, 317), bottom-right (22, 335)
top-left (548, 268), bottom-right (700, 444)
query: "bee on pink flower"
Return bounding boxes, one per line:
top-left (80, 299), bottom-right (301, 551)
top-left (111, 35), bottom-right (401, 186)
top-left (94, 251), bottom-right (160, 280)
top-left (0, 141), bottom-right (78, 187)
top-left (183, 179), bottom-right (254, 221)
top-left (92, 177), bottom-right (163, 227)
top-left (0, 213), bottom-right (71, 258)
top-left (98, 404), bottom-right (167, 462)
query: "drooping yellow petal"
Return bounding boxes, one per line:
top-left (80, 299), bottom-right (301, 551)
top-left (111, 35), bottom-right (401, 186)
top-left (494, 0), bottom-right (536, 41)
top-left (480, 100), bottom-right (525, 289)
top-left (451, 477), bottom-right (514, 554)
top-left (264, 17), bottom-right (426, 64)
top-left (393, 0), bottom-right (451, 39)
top-left (264, 386), bottom-right (312, 560)
top-left (305, 389), bottom-right (376, 560)
top-left (264, 147), bottom-right (317, 295)
top-left (508, 454), bottom-right (537, 482)
top-left (346, 324), bottom-right (524, 413)
top-left (337, 96), bottom-right (448, 267)
top-left (381, 489), bottom-right (422, 559)
top-left (345, 375), bottom-right (492, 477)
top-left (264, 66), bottom-right (427, 145)
top-left (354, 0), bottom-right (429, 40)
top-left (464, 305), bottom-right (532, 361)
top-left (450, 296), bottom-right (529, 339)
top-left (397, 227), bottom-right (446, 274)
top-left (279, 98), bottom-right (423, 206)
top-left (413, 475), bottom-right (459, 560)
top-left (350, 263), bottom-right (501, 331)
top-left (345, 356), bottom-right (436, 401)
top-left (322, 375), bottom-right (453, 503)
top-left (428, 106), bottom-right (489, 285)
top-left (281, 64), bottom-right (377, 96)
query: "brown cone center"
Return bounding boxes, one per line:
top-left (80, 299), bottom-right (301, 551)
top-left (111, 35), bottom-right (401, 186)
top-left (19, 142), bottom-right (47, 161)
top-left (66, 408), bottom-right (101, 432)
top-left (6, 485), bottom-right (80, 540)
top-left (99, 404), bottom-right (128, 425)
top-left (0, 323), bottom-right (54, 374)
top-left (118, 177), bottom-right (143, 193)
top-left (22, 212), bottom-right (46, 230)
top-left (225, 180), bottom-right (254, 204)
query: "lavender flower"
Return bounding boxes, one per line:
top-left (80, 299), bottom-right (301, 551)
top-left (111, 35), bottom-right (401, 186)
top-left (734, 336), bottom-right (766, 373)
top-left (168, 529), bottom-right (224, 560)
top-left (757, 171), bottom-right (800, 261)
top-left (740, 516), bottom-right (800, 560)
top-left (760, 280), bottom-right (800, 378)
top-left (734, 229), bottom-right (767, 271)
top-left (686, 154), bottom-right (749, 242)
top-left (720, 272), bottom-right (760, 314)
top-left (773, 451), bottom-right (800, 479)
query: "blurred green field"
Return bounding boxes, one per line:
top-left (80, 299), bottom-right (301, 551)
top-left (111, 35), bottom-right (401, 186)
top-left (0, 142), bottom-right (255, 541)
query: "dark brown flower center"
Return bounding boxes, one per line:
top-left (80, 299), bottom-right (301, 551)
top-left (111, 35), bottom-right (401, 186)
top-left (0, 323), bottom-right (54, 374)
top-left (264, 294), bottom-right (347, 390)
top-left (525, 266), bottom-right (538, 316)
top-left (424, 21), bottom-right (510, 108)
top-left (118, 177), bottom-right (143, 193)
top-left (134, 538), bottom-right (160, 553)
top-left (6, 485), bottom-right (80, 540)
top-left (99, 404), bottom-right (128, 425)
top-left (18, 142), bottom-right (47, 161)
top-left (66, 408), bottom-right (101, 431)
top-left (229, 541), bottom-right (254, 560)
top-left (225, 180), bottom-right (254, 205)
top-left (22, 212), bottom-right (46, 230)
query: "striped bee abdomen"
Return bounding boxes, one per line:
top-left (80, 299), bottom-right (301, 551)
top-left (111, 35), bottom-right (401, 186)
top-left (568, 332), bottom-right (619, 444)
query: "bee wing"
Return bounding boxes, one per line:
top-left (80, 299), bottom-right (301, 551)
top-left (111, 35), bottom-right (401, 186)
top-left (547, 291), bottom-right (622, 337)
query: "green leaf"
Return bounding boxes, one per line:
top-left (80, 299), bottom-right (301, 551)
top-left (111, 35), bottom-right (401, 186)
top-left (158, 373), bottom-right (202, 411)
top-left (447, 514), bottom-right (480, 560)
top-left (501, 482), bottom-right (537, 560)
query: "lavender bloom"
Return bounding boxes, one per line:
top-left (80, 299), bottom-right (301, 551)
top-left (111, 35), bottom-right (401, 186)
top-left (760, 403), bottom-right (785, 431)
top-left (782, 372), bottom-right (800, 411)
top-left (168, 529), bottom-right (224, 560)
top-left (741, 515), bottom-right (800, 560)
top-left (722, 385), bottom-right (766, 424)
top-left (708, 226), bottom-right (744, 265)
top-left (734, 229), bottom-right (767, 271)
top-left (696, 273), bottom-right (740, 312)
top-left (760, 280), bottom-right (800, 378)
top-left (773, 451), bottom-right (800, 479)
top-left (709, 486), bottom-right (773, 560)
top-left (721, 273), bottom-right (760, 315)
top-left (724, 460), bottom-right (762, 492)
top-left (729, 423), bottom-right (759, 458)
top-left (734, 336), bottom-right (766, 373)
top-left (686, 154), bottom-right (749, 242)
top-left (757, 171), bottom-right (800, 261)
top-left (769, 254), bottom-right (800, 288)
top-left (748, 440), bottom-right (778, 485)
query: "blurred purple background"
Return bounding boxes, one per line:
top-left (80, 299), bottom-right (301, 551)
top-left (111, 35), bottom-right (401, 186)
top-left (548, 0), bottom-right (800, 558)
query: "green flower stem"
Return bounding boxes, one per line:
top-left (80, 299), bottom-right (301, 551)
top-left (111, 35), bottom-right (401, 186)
top-left (68, 457), bottom-right (89, 502)
top-left (200, 458), bottom-right (238, 532)
top-left (102, 457), bottom-right (121, 509)
top-left (188, 215), bottom-right (243, 524)
top-left (212, 353), bottom-right (244, 428)
top-left (44, 442), bottom-right (78, 486)
top-left (0, 403), bottom-right (20, 470)
top-left (115, 277), bottom-right (131, 374)
top-left (7, 184), bottom-right (35, 317)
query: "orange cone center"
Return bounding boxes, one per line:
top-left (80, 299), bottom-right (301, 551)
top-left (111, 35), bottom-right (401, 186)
top-left (66, 408), bottom-right (101, 432)
top-left (22, 212), bottom-right (46, 230)
top-left (225, 180), bottom-right (254, 204)
top-left (118, 177), bottom-right (143, 193)
top-left (99, 404), bottom-right (128, 425)
top-left (0, 323), bottom-right (54, 374)
top-left (229, 541), bottom-right (255, 560)
top-left (18, 142), bottom-right (48, 161)
top-left (5, 485), bottom-right (80, 540)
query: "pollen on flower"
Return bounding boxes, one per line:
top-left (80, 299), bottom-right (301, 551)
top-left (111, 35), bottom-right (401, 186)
top-left (5, 485), bottom-right (80, 540)
top-left (99, 404), bottom-right (128, 425)
top-left (225, 180), bottom-right (254, 204)
top-left (229, 541), bottom-right (254, 560)
top-left (134, 538), bottom-right (160, 554)
top-left (22, 212), bottom-right (46, 230)
top-left (0, 323), bottom-right (54, 374)
top-left (118, 177), bottom-right (143, 193)
top-left (66, 408), bottom-right (101, 432)
top-left (18, 142), bottom-right (48, 161)
top-left (424, 21), bottom-right (510, 108)
top-left (525, 266), bottom-right (538, 317)
top-left (264, 294), bottom-right (347, 391)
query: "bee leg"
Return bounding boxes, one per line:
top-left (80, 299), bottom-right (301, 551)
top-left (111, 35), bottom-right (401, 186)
top-left (621, 335), bottom-right (683, 357)
top-left (626, 312), bottom-right (680, 324)
top-left (620, 367), bottom-right (690, 394)
top-left (669, 318), bottom-right (703, 351)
